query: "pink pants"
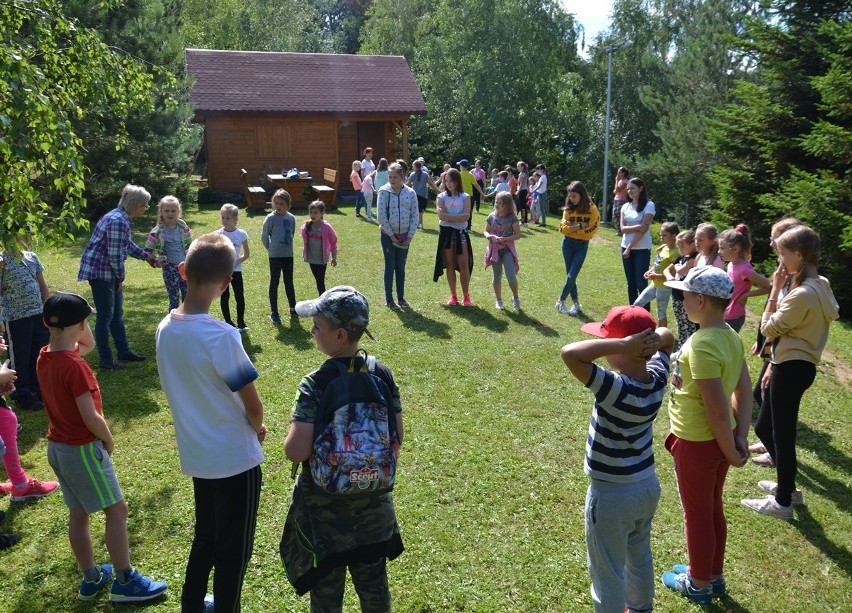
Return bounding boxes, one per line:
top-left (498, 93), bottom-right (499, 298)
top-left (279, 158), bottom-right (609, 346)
top-left (665, 433), bottom-right (730, 582)
top-left (0, 404), bottom-right (27, 487)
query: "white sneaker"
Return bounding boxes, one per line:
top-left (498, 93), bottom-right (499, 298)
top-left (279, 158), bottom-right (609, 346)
top-left (749, 441), bottom-right (767, 454)
top-left (495, 299), bottom-right (504, 310)
top-left (512, 297), bottom-right (521, 309)
top-left (758, 480), bottom-right (804, 505)
top-left (556, 301), bottom-right (571, 315)
top-left (568, 303), bottom-right (581, 316)
top-left (741, 495), bottom-right (793, 520)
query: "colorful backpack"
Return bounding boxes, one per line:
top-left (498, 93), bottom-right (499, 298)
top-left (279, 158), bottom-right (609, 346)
top-left (310, 354), bottom-right (399, 495)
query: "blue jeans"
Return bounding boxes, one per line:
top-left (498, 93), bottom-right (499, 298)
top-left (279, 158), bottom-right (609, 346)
top-left (380, 232), bottom-right (409, 302)
top-left (355, 191), bottom-right (368, 216)
top-left (560, 237), bottom-right (590, 303)
top-left (586, 475), bottom-right (661, 613)
top-left (621, 248), bottom-right (651, 306)
top-left (88, 279), bottom-right (131, 364)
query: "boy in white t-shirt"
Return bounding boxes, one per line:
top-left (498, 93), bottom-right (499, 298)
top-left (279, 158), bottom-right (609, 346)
top-left (156, 232), bottom-right (267, 613)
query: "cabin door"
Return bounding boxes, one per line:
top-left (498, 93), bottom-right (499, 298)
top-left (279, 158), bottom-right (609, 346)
top-left (357, 122), bottom-right (386, 160)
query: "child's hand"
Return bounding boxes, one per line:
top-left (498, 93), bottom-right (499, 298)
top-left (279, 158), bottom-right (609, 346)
top-left (643, 270), bottom-right (652, 279)
top-left (623, 328), bottom-right (657, 358)
top-left (622, 247), bottom-right (632, 259)
top-left (750, 341), bottom-right (760, 356)
top-left (257, 423), bottom-right (268, 444)
top-left (0, 359), bottom-right (17, 387)
top-left (0, 337), bottom-right (6, 353)
top-left (331, 258), bottom-right (337, 268)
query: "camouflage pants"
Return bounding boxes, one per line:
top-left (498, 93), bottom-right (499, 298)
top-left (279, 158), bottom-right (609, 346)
top-left (310, 559), bottom-right (391, 613)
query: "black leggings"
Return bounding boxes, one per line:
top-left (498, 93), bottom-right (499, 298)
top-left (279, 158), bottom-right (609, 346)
top-left (221, 271), bottom-right (245, 328)
top-left (309, 263), bottom-right (327, 296)
top-left (268, 257), bottom-right (296, 315)
top-left (754, 360), bottom-right (816, 507)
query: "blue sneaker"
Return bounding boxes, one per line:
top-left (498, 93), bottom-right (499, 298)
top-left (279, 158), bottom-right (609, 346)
top-left (204, 594), bottom-right (215, 612)
top-left (109, 568), bottom-right (168, 603)
top-left (78, 563), bottom-right (113, 601)
top-left (661, 571), bottom-right (713, 605)
top-left (672, 564), bottom-right (726, 595)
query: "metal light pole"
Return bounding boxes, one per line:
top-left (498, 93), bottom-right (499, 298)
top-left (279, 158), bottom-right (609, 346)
top-left (601, 39), bottom-right (633, 227)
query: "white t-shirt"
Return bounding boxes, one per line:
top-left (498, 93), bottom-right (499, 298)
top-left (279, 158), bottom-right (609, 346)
top-left (155, 312), bottom-right (263, 479)
top-left (361, 158), bottom-right (376, 179)
top-left (620, 200), bottom-right (657, 251)
top-left (217, 227), bottom-right (249, 272)
top-left (534, 173), bottom-right (548, 194)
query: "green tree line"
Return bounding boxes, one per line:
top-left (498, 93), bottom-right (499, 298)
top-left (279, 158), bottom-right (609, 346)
top-left (2, 0), bottom-right (849, 309)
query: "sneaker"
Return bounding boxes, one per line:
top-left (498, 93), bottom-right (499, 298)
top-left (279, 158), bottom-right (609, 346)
top-left (748, 441), bottom-right (767, 454)
top-left (79, 563), bottom-right (113, 601)
top-left (398, 298), bottom-right (412, 309)
top-left (109, 569), bottom-right (168, 603)
top-left (758, 480), bottom-right (804, 505)
top-left (270, 313), bottom-right (281, 324)
top-left (387, 300), bottom-right (401, 310)
top-left (752, 452), bottom-right (775, 467)
top-left (238, 325), bottom-right (249, 332)
top-left (356, 213), bottom-right (363, 218)
top-left (671, 565), bottom-right (726, 595)
top-left (462, 294), bottom-right (473, 307)
top-left (512, 297), bottom-right (521, 309)
top-left (568, 302), bottom-right (582, 316)
top-left (116, 350), bottom-right (146, 362)
top-left (0, 532), bottom-right (21, 550)
top-left (556, 301), bottom-right (571, 315)
top-left (204, 594), bottom-right (215, 613)
top-left (661, 571), bottom-right (713, 605)
top-left (447, 295), bottom-right (458, 306)
top-left (495, 299), bottom-right (504, 310)
top-left (8, 478), bottom-right (60, 502)
top-left (741, 495), bottom-right (793, 520)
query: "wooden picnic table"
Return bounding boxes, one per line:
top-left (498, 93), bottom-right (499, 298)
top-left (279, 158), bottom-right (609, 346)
top-left (266, 174), bottom-right (314, 208)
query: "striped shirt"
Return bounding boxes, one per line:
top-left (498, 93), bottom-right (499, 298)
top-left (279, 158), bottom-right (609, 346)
top-left (78, 208), bottom-right (148, 282)
top-left (583, 353), bottom-right (670, 483)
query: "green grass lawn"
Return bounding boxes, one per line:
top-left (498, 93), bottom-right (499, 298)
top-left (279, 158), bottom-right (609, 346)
top-left (1, 200), bottom-right (850, 612)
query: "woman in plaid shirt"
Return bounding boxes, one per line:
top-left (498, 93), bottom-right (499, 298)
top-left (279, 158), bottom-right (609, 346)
top-left (78, 184), bottom-right (156, 370)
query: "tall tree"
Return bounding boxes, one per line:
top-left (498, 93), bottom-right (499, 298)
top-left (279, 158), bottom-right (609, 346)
top-left (709, 1), bottom-right (852, 310)
top-left (0, 0), bottom-right (154, 245)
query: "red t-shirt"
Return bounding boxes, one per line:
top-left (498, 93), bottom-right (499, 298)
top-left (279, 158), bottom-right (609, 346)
top-left (37, 347), bottom-right (102, 445)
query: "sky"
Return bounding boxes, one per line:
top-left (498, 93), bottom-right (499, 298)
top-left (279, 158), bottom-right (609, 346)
top-left (560, 0), bottom-right (613, 50)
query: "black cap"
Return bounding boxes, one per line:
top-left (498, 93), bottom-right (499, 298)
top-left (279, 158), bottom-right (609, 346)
top-left (43, 292), bottom-right (95, 328)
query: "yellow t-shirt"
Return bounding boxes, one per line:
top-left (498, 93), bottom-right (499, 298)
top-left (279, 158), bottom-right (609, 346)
top-left (460, 170), bottom-right (476, 197)
top-left (667, 326), bottom-right (744, 441)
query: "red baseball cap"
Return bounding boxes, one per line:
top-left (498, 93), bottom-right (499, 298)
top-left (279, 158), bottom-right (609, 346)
top-left (580, 305), bottom-right (656, 339)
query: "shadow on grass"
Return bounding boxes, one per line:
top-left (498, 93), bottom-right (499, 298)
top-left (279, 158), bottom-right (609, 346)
top-left (503, 309), bottom-right (559, 337)
top-left (796, 461), bottom-right (852, 515)
top-left (797, 422), bottom-right (852, 476)
top-left (715, 596), bottom-right (756, 613)
top-left (390, 308), bottom-right (451, 339)
top-left (273, 318), bottom-right (315, 351)
top-left (442, 304), bottom-right (508, 332)
top-left (793, 505), bottom-right (852, 583)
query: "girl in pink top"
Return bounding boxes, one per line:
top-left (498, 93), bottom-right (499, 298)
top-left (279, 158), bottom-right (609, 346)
top-left (300, 201), bottom-right (338, 296)
top-left (350, 160), bottom-right (369, 219)
top-left (612, 167), bottom-right (629, 232)
top-left (472, 159), bottom-right (486, 214)
top-left (717, 224), bottom-right (770, 332)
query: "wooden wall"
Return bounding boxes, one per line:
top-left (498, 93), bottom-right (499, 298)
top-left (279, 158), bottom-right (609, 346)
top-left (205, 114), bottom-right (405, 192)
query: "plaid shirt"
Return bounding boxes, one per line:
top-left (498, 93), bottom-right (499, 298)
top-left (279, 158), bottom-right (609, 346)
top-left (77, 208), bottom-right (148, 282)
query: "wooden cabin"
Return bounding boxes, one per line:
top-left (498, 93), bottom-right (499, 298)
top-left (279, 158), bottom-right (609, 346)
top-left (185, 49), bottom-right (428, 193)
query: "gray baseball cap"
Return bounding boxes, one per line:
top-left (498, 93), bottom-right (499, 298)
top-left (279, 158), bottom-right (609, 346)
top-left (665, 266), bottom-right (734, 299)
top-left (295, 286), bottom-right (374, 339)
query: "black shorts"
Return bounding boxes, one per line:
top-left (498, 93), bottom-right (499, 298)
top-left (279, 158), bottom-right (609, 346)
top-left (417, 195), bottom-right (427, 212)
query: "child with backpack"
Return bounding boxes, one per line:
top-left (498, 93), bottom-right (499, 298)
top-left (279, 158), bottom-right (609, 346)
top-left (282, 286), bottom-right (404, 611)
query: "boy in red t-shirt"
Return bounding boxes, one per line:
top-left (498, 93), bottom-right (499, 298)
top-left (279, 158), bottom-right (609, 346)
top-left (37, 292), bottom-right (167, 604)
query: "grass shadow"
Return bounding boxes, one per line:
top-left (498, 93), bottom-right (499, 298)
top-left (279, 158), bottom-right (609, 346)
top-left (442, 304), bottom-right (508, 332)
top-left (797, 422), bottom-right (852, 476)
top-left (793, 505), bottom-right (852, 583)
top-left (391, 308), bottom-right (451, 339)
top-left (274, 318), bottom-right (314, 350)
top-left (796, 462), bottom-right (852, 514)
top-left (503, 310), bottom-right (560, 337)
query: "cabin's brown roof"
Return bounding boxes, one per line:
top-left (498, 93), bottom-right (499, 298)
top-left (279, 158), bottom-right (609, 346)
top-left (186, 49), bottom-right (427, 116)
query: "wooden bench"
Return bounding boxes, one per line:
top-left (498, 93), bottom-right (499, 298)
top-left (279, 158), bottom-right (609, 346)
top-left (241, 168), bottom-right (267, 211)
top-left (311, 168), bottom-right (338, 208)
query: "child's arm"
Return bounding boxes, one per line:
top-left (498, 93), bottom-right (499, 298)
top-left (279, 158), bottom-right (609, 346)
top-left (738, 270), bottom-right (771, 305)
top-left (673, 256), bottom-right (696, 277)
top-left (76, 391), bottom-right (115, 455)
top-left (238, 381), bottom-right (267, 443)
top-left (396, 413), bottom-right (404, 447)
top-left (76, 321), bottom-right (96, 356)
top-left (731, 362), bottom-right (752, 460)
top-left (328, 224), bottom-right (338, 267)
top-left (0, 359), bottom-right (17, 389)
top-left (561, 328), bottom-right (663, 383)
top-left (261, 217), bottom-right (271, 251)
top-left (695, 377), bottom-right (746, 467)
top-left (240, 238), bottom-right (250, 264)
top-left (36, 271), bottom-right (49, 303)
top-left (284, 421), bottom-right (313, 462)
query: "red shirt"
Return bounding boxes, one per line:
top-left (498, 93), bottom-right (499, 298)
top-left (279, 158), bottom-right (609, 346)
top-left (37, 347), bottom-right (102, 445)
